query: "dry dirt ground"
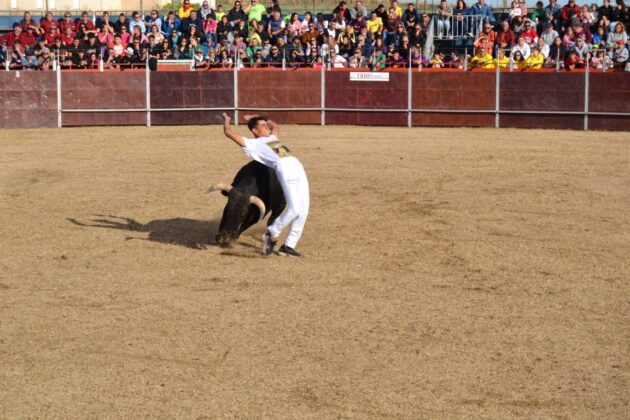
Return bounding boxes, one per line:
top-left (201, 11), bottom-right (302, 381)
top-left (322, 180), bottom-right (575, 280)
top-left (1, 126), bottom-right (629, 418)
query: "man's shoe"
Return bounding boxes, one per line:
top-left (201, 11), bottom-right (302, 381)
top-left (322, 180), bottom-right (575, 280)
top-left (278, 245), bottom-right (301, 257)
top-left (262, 231), bottom-right (276, 256)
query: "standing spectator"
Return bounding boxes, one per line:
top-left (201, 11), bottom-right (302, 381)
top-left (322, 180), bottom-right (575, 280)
top-left (435, 0), bottom-right (453, 38)
top-left (268, 9), bottom-right (285, 42)
top-left (453, 0), bottom-right (468, 37)
top-left (531, 1), bottom-right (547, 33)
top-left (598, 0), bottom-right (614, 22)
top-left (244, 0), bottom-right (267, 24)
top-left (469, 0), bottom-right (494, 37)
top-left (179, 0), bottom-right (194, 20)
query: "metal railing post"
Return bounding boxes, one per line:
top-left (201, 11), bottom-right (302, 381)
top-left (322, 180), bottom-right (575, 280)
top-left (320, 63), bottom-right (325, 126)
top-left (145, 54), bottom-right (151, 127)
top-left (56, 57), bottom-right (62, 128)
top-left (495, 46), bottom-right (500, 128)
top-left (407, 49), bottom-right (412, 128)
top-left (233, 60), bottom-right (238, 125)
top-left (584, 63), bottom-right (589, 131)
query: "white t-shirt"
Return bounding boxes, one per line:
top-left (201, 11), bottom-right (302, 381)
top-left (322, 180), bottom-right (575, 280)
top-left (241, 135), bottom-right (294, 171)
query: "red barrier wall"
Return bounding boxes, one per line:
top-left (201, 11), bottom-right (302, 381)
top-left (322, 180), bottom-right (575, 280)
top-left (325, 70), bottom-right (408, 126)
top-left (499, 72), bottom-right (585, 130)
top-left (61, 71), bottom-right (147, 126)
top-left (412, 72), bottom-right (495, 127)
top-left (0, 72), bottom-right (57, 129)
top-left (237, 69), bottom-right (321, 125)
top-left (588, 72), bottom-right (630, 131)
top-left (150, 71), bottom-right (234, 125)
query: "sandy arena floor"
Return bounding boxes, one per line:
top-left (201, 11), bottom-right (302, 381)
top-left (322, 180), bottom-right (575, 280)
top-left (0, 126), bottom-right (629, 418)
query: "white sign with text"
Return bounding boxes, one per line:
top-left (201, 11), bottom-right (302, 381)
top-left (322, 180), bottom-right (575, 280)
top-left (349, 72), bottom-right (390, 82)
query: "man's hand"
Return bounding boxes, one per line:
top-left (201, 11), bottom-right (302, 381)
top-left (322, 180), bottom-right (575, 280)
top-left (243, 114), bottom-right (258, 122)
top-left (222, 112), bottom-right (231, 126)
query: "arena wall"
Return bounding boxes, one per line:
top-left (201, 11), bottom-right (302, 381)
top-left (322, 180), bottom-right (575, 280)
top-left (1, 69), bottom-right (629, 131)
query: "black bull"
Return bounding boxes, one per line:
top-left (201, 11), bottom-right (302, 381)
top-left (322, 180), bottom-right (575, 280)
top-left (209, 161), bottom-right (286, 247)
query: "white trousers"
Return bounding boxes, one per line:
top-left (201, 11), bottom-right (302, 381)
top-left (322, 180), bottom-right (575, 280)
top-left (267, 158), bottom-right (309, 249)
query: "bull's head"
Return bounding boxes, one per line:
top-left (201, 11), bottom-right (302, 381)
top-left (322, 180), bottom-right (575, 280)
top-left (208, 184), bottom-right (266, 247)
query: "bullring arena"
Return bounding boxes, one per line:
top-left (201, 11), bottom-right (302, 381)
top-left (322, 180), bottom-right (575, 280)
top-left (1, 123), bottom-right (629, 417)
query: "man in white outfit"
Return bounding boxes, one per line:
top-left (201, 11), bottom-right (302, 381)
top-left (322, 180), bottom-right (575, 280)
top-left (221, 113), bottom-right (309, 257)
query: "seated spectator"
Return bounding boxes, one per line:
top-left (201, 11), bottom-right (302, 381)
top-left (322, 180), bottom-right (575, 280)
top-left (493, 48), bottom-right (510, 68)
top-left (162, 12), bottom-right (181, 35)
top-left (545, 0), bottom-right (562, 30)
top-left (444, 50), bottom-right (463, 68)
top-left (301, 21), bottom-right (320, 45)
top-left (475, 23), bottom-right (496, 54)
top-left (21, 48), bottom-right (38, 69)
top-left (531, 1), bottom-right (546, 34)
top-left (202, 14), bottom-right (217, 42)
top-left (206, 48), bottom-right (218, 67)
top-left (198, 1), bottom-right (216, 20)
top-left (193, 48), bottom-right (207, 68)
top-left (147, 10), bottom-right (163, 32)
top-left (470, 47), bottom-right (493, 68)
top-left (129, 11), bottom-right (147, 34)
top-left (564, 49), bottom-right (584, 70)
top-left (431, 51), bottom-right (445, 67)
top-left (338, 34), bottom-right (354, 59)
top-left (495, 20), bottom-right (516, 50)
top-left (540, 22), bottom-right (559, 45)
top-left (288, 49), bottom-right (305, 67)
top-left (119, 26), bottom-right (132, 44)
top-left (215, 4), bottom-right (226, 22)
top-left (304, 45), bottom-right (319, 66)
top-left (572, 22), bottom-right (592, 44)
top-left (367, 11), bottom-right (384, 39)
top-left (37, 46), bottom-right (53, 70)
top-left (369, 45), bottom-right (387, 69)
top-left (72, 49), bottom-right (88, 68)
top-left (244, 0), bottom-right (267, 24)
top-left (182, 10), bottom-right (202, 38)
top-left (435, 0), bottom-right (453, 38)
top-left (113, 13), bottom-right (130, 34)
top-left (547, 35), bottom-right (566, 66)
top-left (234, 19), bottom-right (249, 40)
top-left (59, 12), bottom-right (76, 33)
top-left (329, 50), bottom-right (348, 67)
top-left (511, 36), bottom-right (531, 58)
top-left (44, 23), bottom-right (61, 46)
top-left (265, 44), bottom-right (283, 67)
top-left (39, 12), bottom-right (56, 35)
top-left (562, 26), bottom-right (576, 50)
top-left (78, 11), bottom-right (96, 31)
top-left (227, 1), bottom-right (247, 26)
top-left (267, 10), bottom-right (285, 42)
top-left (300, 11), bottom-right (315, 33)
top-left (611, 40), bottom-right (629, 65)
top-left (607, 22), bottom-right (627, 50)
top-left (131, 25), bottom-right (148, 44)
top-left (592, 26), bottom-right (607, 48)
top-left (511, 50), bottom-right (527, 69)
top-left (60, 26), bottom-right (76, 47)
top-left (99, 11), bottom-right (115, 34)
top-left (519, 20), bottom-right (538, 45)
top-left (590, 47), bottom-right (612, 68)
top-left (86, 51), bottom-right (99, 69)
top-left (560, 0), bottom-right (581, 28)
top-left (149, 24), bottom-right (164, 44)
top-left (571, 36), bottom-right (589, 59)
top-left (351, 12), bottom-right (368, 34)
top-left (21, 25), bottom-right (39, 48)
top-left (525, 45), bottom-right (545, 68)
top-left (408, 22), bottom-right (426, 49)
top-left (537, 37), bottom-right (550, 58)
top-left (509, 0), bottom-right (523, 21)
top-left (387, 49), bottom-right (407, 67)
top-left (350, 1), bottom-right (369, 20)
top-left (348, 48), bottom-right (368, 67)
top-left (511, 15), bottom-right (526, 36)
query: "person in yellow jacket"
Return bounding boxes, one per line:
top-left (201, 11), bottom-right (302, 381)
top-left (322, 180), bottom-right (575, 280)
top-left (525, 46), bottom-right (544, 69)
top-left (178, 0), bottom-right (194, 19)
top-left (512, 50), bottom-right (527, 70)
top-left (493, 48), bottom-right (510, 68)
top-left (470, 49), bottom-right (494, 69)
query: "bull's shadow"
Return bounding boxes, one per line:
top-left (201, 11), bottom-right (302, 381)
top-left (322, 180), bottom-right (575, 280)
top-left (68, 215), bottom-right (220, 250)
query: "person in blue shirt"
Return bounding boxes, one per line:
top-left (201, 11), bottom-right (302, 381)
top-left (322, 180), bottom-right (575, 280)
top-left (467, 0), bottom-right (494, 37)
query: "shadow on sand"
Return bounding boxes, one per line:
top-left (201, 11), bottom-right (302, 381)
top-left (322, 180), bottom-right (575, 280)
top-left (68, 215), bottom-right (220, 250)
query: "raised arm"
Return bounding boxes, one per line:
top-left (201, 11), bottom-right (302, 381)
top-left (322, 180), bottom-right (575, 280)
top-left (222, 112), bottom-right (246, 147)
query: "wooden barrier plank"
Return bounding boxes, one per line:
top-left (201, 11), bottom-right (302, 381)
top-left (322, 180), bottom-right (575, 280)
top-left (0, 72), bottom-right (57, 128)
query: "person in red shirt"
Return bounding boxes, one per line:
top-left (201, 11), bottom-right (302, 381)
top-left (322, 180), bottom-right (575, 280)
top-left (59, 12), bottom-right (76, 33)
top-left (60, 26), bottom-right (76, 46)
top-left (0, 26), bottom-right (23, 48)
top-left (19, 11), bottom-right (40, 34)
top-left (39, 12), bottom-right (57, 35)
top-left (519, 20), bottom-right (538, 45)
top-left (78, 11), bottom-right (96, 31)
top-left (19, 26), bottom-right (39, 48)
top-left (495, 20), bottom-right (516, 49)
top-left (474, 22), bottom-right (496, 54)
top-left (560, 0), bottom-right (581, 26)
top-left (45, 23), bottom-right (61, 45)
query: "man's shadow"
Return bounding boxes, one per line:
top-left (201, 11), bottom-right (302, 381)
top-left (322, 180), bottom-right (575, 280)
top-left (67, 215), bottom-right (221, 250)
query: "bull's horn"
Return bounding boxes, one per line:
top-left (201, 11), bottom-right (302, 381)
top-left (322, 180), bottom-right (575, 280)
top-left (207, 183), bottom-right (233, 194)
top-left (249, 195), bottom-right (266, 223)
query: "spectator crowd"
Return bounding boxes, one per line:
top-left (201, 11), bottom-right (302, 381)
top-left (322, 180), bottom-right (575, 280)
top-left (0, 0), bottom-right (628, 71)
